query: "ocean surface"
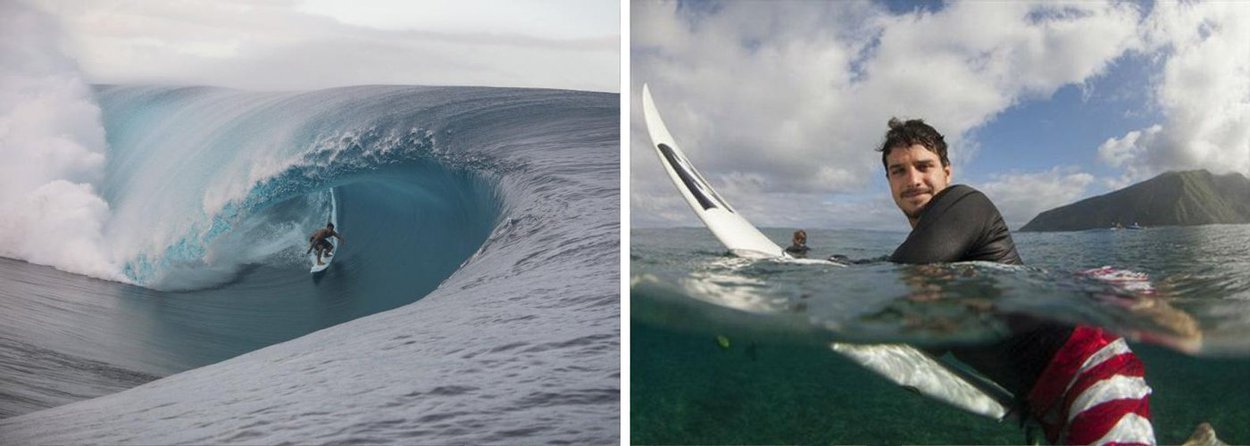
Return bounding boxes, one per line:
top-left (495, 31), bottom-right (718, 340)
top-left (0, 85), bottom-right (619, 443)
top-left (632, 226), bottom-right (1250, 445)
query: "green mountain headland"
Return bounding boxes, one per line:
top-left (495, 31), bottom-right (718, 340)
top-left (1020, 170), bottom-right (1250, 232)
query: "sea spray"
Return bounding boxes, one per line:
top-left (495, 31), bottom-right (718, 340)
top-left (0, 1), bottom-right (120, 280)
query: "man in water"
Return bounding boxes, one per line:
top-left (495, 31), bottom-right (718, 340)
top-left (784, 229), bottom-right (810, 258)
top-left (879, 118), bottom-right (1154, 445)
top-left (306, 222), bottom-right (343, 266)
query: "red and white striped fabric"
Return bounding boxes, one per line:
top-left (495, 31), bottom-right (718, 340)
top-left (1028, 326), bottom-right (1155, 445)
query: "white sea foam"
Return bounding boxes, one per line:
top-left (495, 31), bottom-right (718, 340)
top-left (0, 1), bottom-right (121, 281)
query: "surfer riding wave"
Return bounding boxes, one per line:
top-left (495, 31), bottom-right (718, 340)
top-left (306, 223), bottom-right (343, 266)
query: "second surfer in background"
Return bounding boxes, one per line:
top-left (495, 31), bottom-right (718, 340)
top-left (784, 229), bottom-right (810, 258)
top-left (307, 223), bottom-right (343, 266)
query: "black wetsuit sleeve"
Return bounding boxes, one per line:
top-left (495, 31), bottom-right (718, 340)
top-left (890, 185), bottom-right (1022, 265)
top-left (784, 244), bottom-right (810, 258)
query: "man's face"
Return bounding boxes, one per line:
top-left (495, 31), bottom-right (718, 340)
top-left (885, 144), bottom-right (951, 224)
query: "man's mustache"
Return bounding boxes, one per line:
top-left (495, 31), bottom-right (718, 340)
top-left (901, 187), bottom-right (932, 198)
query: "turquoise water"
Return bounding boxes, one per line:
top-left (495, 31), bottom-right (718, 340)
top-left (632, 323), bottom-right (1247, 444)
top-left (632, 226), bottom-right (1250, 444)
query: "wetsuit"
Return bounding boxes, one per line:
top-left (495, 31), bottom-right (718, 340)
top-left (892, 185), bottom-right (1153, 445)
top-left (891, 185), bottom-right (1021, 264)
top-left (784, 244), bottom-right (810, 258)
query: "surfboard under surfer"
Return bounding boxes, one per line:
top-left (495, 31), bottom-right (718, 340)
top-left (306, 223), bottom-right (343, 266)
top-left (877, 118), bottom-right (1155, 445)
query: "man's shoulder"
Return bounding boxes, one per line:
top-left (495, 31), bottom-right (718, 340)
top-left (926, 184), bottom-right (985, 212)
top-left (917, 184), bottom-right (1005, 230)
top-left (937, 184), bottom-right (996, 207)
top-left (943, 184), bottom-right (982, 197)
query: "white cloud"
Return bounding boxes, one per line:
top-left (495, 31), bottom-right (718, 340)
top-left (1099, 125), bottom-right (1162, 167)
top-left (975, 167), bottom-right (1096, 228)
top-left (297, 0), bottom-right (618, 40)
top-left (633, 1), bottom-right (1144, 228)
top-left (1100, 2), bottom-right (1250, 179)
top-left (1098, 124), bottom-right (1164, 185)
top-left (32, 0), bottom-right (619, 92)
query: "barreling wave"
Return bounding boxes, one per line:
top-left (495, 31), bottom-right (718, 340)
top-left (5, 80), bottom-right (611, 291)
top-left (79, 85), bottom-right (577, 290)
top-left (3, 5), bottom-right (618, 439)
top-left (0, 83), bottom-right (621, 443)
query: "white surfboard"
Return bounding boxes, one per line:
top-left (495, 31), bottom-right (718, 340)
top-left (640, 87), bottom-right (783, 259)
top-left (310, 189), bottom-right (339, 274)
top-left (641, 84), bottom-right (1012, 420)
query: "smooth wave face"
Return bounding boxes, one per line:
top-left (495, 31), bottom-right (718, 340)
top-left (0, 85), bottom-right (619, 444)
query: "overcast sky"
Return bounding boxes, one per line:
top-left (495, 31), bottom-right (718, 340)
top-left (31, 0), bottom-right (619, 92)
top-left (632, 1), bottom-right (1250, 230)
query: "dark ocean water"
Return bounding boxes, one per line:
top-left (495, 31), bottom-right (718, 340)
top-left (632, 226), bottom-right (1250, 444)
top-left (1, 85), bottom-right (619, 444)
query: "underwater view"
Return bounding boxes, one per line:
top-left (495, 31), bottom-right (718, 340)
top-left (632, 226), bottom-right (1250, 444)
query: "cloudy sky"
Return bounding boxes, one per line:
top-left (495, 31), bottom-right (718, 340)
top-left (30, 0), bottom-right (620, 92)
top-left (631, 1), bottom-right (1250, 230)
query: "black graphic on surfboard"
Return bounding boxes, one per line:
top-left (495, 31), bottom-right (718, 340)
top-left (657, 143), bottom-right (733, 213)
